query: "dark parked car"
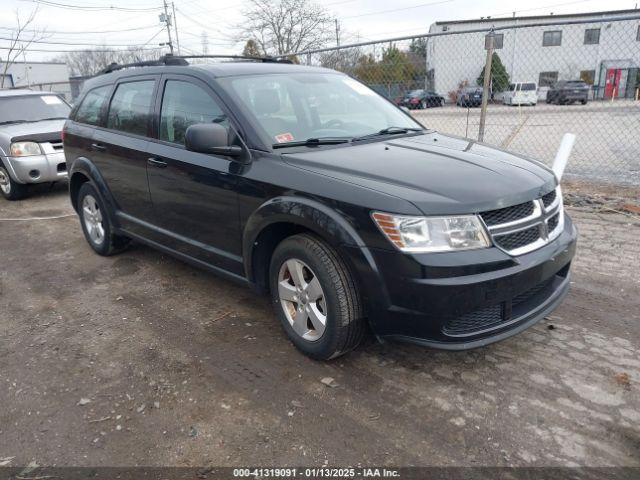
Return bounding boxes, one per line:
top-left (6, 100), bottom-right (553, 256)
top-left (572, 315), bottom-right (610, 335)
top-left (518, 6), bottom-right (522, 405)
top-left (399, 89), bottom-right (445, 109)
top-left (63, 56), bottom-right (577, 360)
top-left (456, 87), bottom-right (483, 107)
top-left (546, 81), bottom-right (590, 105)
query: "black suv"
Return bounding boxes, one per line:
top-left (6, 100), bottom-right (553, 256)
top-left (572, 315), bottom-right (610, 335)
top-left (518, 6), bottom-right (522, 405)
top-left (63, 56), bottom-right (577, 360)
top-left (546, 81), bottom-right (590, 105)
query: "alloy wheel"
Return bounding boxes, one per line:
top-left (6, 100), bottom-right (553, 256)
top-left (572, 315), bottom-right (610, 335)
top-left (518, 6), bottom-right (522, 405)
top-left (0, 168), bottom-right (11, 195)
top-left (277, 258), bottom-right (327, 342)
top-left (82, 194), bottom-right (105, 246)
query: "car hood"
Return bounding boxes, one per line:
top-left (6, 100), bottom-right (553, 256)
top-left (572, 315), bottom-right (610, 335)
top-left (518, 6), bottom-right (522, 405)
top-left (282, 132), bottom-right (556, 215)
top-left (0, 119), bottom-right (65, 144)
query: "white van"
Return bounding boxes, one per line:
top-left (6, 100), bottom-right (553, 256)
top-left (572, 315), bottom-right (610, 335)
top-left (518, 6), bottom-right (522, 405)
top-left (503, 82), bottom-right (538, 106)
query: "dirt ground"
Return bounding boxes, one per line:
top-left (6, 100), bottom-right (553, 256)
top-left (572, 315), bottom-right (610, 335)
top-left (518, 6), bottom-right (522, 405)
top-left (0, 182), bottom-right (639, 468)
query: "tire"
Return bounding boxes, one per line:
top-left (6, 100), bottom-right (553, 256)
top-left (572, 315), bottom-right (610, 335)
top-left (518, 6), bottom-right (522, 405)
top-left (77, 182), bottom-right (130, 256)
top-left (269, 234), bottom-right (365, 360)
top-left (421, 100), bottom-right (427, 109)
top-left (581, 99), bottom-right (587, 105)
top-left (0, 165), bottom-right (28, 201)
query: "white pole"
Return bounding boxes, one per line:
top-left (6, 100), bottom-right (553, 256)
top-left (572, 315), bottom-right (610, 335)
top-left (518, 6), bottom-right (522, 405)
top-left (552, 133), bottom-right (575, 181)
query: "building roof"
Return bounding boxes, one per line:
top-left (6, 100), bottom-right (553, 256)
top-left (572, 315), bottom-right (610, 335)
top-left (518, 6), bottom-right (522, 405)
top-left (435, 8), bottom-right (639, 25)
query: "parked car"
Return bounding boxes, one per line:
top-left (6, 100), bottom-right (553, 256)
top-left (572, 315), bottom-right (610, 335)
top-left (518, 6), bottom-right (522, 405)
top-left (546, 81), bottom-right (590, 105)
top-left (456, 87), bottom-right (483, 107)
top-left (503, 82), bottom-right (538, 106)
top-left (63, 56), bottom-right (576, 360)
top-left (399, 89), bottom-right (445, 109)
top-left (0, 89), bottom-right (70, 200)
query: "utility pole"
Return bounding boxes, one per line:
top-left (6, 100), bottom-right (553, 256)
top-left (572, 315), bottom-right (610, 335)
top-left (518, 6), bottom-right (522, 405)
top-left (160, 0), bottom-right (174, 54)
top-left (478, 30), bottom-right (495, 142)
top-left (171, 2), bottom-right (181, 55)
top-left (335, 19), bottom-right (340, 46)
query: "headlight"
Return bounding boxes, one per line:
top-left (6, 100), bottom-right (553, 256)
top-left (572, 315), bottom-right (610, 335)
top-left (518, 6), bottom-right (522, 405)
top-left (10, 141), bottom-right (42, 157)
top-left (372, 212), bottom-right (491, 253)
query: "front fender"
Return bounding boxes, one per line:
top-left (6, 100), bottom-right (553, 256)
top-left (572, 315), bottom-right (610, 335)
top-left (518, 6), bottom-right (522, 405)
top-left (242, 196), bottom-right (391, 309)
top-left (69, 157), bottom-right (120, 228)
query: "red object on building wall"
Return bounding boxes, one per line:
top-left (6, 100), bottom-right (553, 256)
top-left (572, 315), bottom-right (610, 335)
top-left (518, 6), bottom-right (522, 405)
top-left (604, 68), bottom-right (622, 98)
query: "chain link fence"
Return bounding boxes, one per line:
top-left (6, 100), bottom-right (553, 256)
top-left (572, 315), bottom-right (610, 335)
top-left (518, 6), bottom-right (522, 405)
top-left (288, 13), bottom-right (640, 186)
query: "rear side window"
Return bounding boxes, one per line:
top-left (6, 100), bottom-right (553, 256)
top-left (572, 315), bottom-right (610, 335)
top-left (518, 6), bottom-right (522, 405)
top-left (521, 83), bottom-right (536, 91)
top-left (74, 86), bottom-right (110, 125)
top-left (107, 80), bottom-right (155, 136)
top-left (159, 80), bottom-right (227, 145)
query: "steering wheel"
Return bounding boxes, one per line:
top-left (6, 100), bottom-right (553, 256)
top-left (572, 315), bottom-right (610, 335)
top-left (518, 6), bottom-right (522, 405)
top-left (324, 119), bottom-right (346, 129)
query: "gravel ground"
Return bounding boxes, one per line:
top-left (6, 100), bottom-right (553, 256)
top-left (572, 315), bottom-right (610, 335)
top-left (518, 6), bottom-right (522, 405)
top-left (0, 183), bottom-right (639, 468)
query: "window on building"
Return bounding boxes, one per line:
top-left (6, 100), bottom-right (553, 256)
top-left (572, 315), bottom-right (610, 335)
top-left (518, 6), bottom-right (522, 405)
top-left (584, 28), bottom-right (600, 45)
top-left (160, 80), bottom-right (228, 145)
top-left (107, 80), bottom-right (155, 137)
top-left (543, 30), bottom-right (562, 47)
top-left (539, 71), bottom-right (559, 87)
top-left (75, 85), bottom-right (111, 126)
top-left (580, 70), bottom-right (595, 85)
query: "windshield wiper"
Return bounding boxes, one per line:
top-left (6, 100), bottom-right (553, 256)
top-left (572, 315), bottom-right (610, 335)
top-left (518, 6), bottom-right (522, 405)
top-left (0, 120), bottom-right (28, 126)
top-left (36, 117), bottom-right (68, 121)
top-left (272, 137), bottom-right (351, 149)
top-left (353, 126), bottom-right (423, 142)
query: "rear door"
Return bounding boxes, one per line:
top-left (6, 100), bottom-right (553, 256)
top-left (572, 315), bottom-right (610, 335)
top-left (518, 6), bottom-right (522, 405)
top-left (146, 74), bottom-right (243, 275)
top-left (92, 76), bottom-right (158, 230)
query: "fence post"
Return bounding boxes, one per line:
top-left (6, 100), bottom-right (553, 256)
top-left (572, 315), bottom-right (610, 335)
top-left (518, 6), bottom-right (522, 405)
top-left (478, 31), bottom-right (495, 142)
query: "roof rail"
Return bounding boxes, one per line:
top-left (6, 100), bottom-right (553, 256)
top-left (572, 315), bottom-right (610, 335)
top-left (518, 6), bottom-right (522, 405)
top-left (98, 53), bottom-right (292, 75)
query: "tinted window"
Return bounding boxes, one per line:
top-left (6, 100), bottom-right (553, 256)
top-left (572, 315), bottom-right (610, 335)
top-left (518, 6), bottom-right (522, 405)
top-left (521, 83), bottom-right (536, 91)
top-left (159, 80), bottom-right (228, 145)
top-left (584, 28), bottom-right (600, 45)
top-left (75, 86), bottom-right (110, 125)
top-left (107, 80), bottom-right (155, 136)
top-left (543, 31), bottom-right (562, 47)
top-left (0, 95), bottom-right (70, 125)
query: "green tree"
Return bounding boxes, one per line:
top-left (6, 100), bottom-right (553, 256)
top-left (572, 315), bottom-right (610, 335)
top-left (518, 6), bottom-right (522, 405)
top-left (477, 52), bottom-right (510, 93)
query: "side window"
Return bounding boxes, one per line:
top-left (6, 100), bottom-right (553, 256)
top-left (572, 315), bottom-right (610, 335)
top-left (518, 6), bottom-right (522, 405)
top-left (107, 80), bottom-right (155, 137)
top-left (75, 86), bottom-right (111, 125)
top-left (160, 80), bottom-right (228, 145)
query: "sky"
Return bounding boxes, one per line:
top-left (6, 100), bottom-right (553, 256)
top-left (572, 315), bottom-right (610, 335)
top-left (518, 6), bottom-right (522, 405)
top-left (0, 0), bottom-right (638, 62)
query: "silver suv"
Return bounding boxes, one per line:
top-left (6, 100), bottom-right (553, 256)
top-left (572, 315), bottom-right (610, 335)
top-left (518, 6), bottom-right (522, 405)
top-left (0, 89), bottom-right (70, 200)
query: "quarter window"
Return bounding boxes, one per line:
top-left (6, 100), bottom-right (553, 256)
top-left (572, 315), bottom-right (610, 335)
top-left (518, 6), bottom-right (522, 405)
top-left (75, 85), bottom-right (110, 126)
top-left (543, 30), bottom-right (562, 47)
top-left (584, 28), bottom-right (600, 45)
top-left (107, 80), bottom-right (155, 137)
top-left (539, 71), bottom-right (559, 87)
top-left (159, 80), bottom-right (228, 145)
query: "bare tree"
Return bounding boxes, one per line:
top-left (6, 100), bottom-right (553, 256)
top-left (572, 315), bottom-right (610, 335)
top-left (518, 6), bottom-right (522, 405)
top-left (59, 47), bottom-right (163, 77)
top-left (236, 0), bottom-right (333, 57)
top-left (1, 8), bottom-right (47, 88)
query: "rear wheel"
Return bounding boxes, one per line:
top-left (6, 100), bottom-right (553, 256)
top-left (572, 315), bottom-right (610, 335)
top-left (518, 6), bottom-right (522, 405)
top-left (77, 182), bottom-right (130, 256)
top-left (269, 234), bottom-right (365, 360)
top-left (0, 165), bottom-right (28, 201)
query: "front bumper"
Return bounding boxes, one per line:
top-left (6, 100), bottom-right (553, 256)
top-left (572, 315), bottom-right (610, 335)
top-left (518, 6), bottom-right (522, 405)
top-left (343, 214), bottom-right (577, 349)
top-left (4, 152), bottom-right (67, 184)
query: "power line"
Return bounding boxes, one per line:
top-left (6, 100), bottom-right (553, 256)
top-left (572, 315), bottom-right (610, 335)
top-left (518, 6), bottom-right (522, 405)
top-left (18, 0), bottom-right (162, 12)
top-left (0, 45), bottom-right (162, 53)
top-left (0, 24), bottom-right (159, 35)
top-left (0, 35), bottom-right (165, 47)
top-left (342, 0), bottom-right (454, 19)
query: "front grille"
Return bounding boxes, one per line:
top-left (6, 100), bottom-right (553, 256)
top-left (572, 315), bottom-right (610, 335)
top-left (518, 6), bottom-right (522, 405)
top-left (547, 213), bottom-right (559, 232)
top-left (49, 141), bottom-right (64, 151)
top-left (443, 276), bottom-right (558, 336)
top-left (493, 225), bottom-right (540, 251)
top-left (541, 190), bottom-right (557, 208)
top-left (481, 201), bottom-right (534, 227)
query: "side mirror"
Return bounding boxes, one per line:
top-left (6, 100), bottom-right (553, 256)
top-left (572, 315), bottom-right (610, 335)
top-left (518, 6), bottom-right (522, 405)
top-left (185, 123), bottom-right (243, 158)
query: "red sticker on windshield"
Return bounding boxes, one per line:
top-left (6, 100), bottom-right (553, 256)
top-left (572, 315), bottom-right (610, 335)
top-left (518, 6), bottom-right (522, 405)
top-left (275, 133), bottom-right (294, 143)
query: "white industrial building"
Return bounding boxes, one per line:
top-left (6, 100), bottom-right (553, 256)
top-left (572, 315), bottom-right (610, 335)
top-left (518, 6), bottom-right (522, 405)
top-left (426, 9), bottom-right (640, 100)
top-left (0, 61), bottom-right (72, 100)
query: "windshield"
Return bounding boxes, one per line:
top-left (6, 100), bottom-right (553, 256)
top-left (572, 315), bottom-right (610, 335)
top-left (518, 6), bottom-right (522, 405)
top-left (407, 90), bottom-right (424, 97)
top-left (219, 73), bottom-right (422, 146)
top-left (0, 95), bottom-right (70, 125)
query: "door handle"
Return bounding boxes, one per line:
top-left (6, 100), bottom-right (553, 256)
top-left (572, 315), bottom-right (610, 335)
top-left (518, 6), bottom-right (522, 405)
top-left (91, 143), bottom-right (106, 152)
top-left (147, 157), bottom-right (168, 168)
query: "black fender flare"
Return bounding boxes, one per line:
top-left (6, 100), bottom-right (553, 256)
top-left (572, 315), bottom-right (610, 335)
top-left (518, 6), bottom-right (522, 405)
top-left (68, 157), bottom-right (120, 228)
top-left (242, 196), bottom-right (390, 307)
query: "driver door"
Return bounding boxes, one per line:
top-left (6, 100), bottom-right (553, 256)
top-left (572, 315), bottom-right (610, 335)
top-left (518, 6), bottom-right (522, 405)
top-left (146, 75), bottom-right (243, 276)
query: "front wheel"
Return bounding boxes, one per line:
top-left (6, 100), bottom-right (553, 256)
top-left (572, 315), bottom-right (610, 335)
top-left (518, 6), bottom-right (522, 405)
top-left (77, 182), bottom-right (130, 256)
top-left (269, 234), bottom-right (365, 360)
top-left (0, 165), bottom-right (28, 201)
